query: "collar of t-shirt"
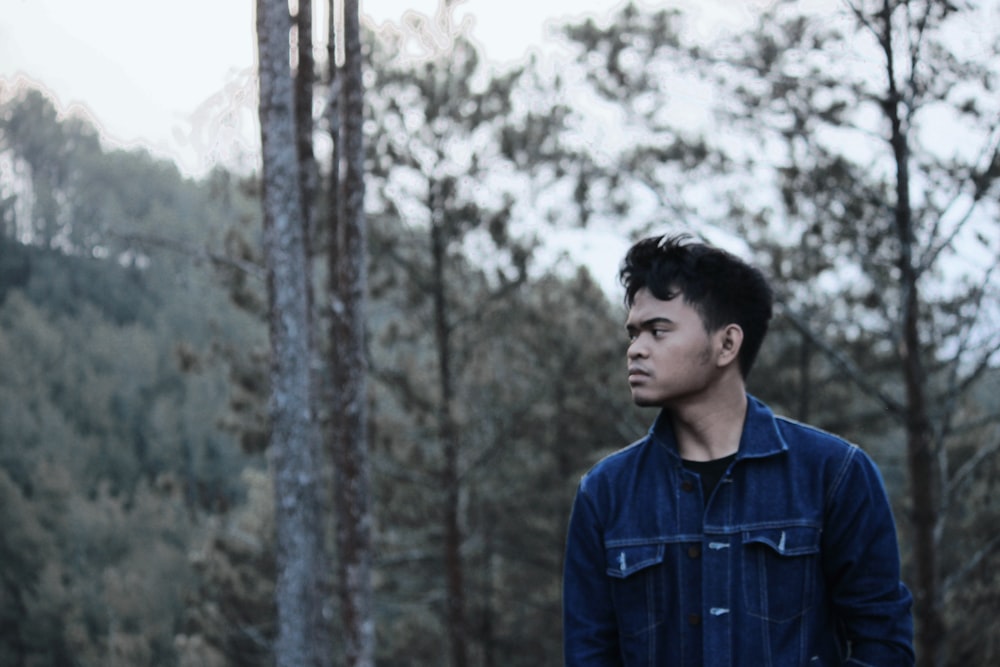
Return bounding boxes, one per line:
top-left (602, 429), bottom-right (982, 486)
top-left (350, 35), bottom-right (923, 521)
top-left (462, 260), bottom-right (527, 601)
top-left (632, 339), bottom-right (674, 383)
top-left (682, 452), bottom-right (737, 498)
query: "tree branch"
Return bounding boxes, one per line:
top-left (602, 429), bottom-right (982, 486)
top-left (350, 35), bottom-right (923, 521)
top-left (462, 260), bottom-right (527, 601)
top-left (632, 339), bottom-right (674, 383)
top-left (945, 436), bottom-right (1000, 502)
top-left (775, 296), bottom-right (906, 417)
top-left (942, 530), bottom-right (1000, 596)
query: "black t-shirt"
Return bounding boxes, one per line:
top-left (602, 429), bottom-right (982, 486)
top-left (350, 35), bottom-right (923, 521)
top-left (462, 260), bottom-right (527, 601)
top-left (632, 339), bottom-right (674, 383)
top-left (683, 453), bottom-right (737, 498)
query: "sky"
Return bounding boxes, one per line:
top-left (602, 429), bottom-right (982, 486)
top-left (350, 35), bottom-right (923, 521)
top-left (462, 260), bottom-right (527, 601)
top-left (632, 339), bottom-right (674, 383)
top-left (1, 0), bottom-right (639, 174)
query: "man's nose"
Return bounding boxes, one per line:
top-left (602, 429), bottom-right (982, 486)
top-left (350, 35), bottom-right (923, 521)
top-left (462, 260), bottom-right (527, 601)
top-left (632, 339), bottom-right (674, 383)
top-left (627, 337), bottom-right (647, 359)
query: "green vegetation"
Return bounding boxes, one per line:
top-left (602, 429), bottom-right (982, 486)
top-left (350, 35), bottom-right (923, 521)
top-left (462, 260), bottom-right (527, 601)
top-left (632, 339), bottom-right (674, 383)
top-left (0, 84), bottom-right (636, 666)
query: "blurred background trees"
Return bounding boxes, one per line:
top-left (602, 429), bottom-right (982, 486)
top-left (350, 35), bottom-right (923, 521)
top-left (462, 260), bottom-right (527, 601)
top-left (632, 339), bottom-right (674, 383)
top-left (1, 1), bottom-right (998, 666)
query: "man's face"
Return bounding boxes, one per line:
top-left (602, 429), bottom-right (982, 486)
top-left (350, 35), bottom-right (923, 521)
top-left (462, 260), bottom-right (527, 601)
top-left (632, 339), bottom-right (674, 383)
top-left (625, 287), bottom-right (718, 408)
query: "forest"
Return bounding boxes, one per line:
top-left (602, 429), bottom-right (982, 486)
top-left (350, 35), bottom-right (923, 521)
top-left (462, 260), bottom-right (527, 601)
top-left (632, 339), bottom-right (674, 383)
top-left (1, 1), bottom-right (999, 666)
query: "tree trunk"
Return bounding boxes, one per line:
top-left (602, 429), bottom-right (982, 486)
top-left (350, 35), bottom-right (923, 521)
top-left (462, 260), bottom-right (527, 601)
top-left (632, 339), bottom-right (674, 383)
top-left (295, 0), bottom-right (318, 239)
top-left (796, 329), bottom-right (812, 423)
top-left (255, 1), bottom-right (327, 665)
top-left (327, 1), bottom-right (375, 665)
top-left (892, 133), bottom-right (944, 667)
top-left (880, 5), bottom-right (944, 662)
top-left (430, 202), bottom-right (469, 667)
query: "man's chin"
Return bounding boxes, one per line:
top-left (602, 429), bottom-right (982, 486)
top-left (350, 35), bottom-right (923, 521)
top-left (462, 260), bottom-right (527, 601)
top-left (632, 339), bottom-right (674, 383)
top-left (631, 393), bottom-right (663, 408)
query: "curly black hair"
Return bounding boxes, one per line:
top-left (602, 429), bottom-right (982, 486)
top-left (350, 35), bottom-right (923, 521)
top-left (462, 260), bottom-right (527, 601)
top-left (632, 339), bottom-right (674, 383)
top-left (619, 234), bottom-right (774, 377)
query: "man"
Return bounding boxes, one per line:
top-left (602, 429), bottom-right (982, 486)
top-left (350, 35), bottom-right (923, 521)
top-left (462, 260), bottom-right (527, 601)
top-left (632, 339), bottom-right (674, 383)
top-left (563, 234), bottom-right (914, 666)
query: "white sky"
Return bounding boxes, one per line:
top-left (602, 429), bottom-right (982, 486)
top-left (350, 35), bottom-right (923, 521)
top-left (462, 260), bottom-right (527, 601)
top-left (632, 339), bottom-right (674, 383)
top-left (0, 1), bottom-right (633, 172)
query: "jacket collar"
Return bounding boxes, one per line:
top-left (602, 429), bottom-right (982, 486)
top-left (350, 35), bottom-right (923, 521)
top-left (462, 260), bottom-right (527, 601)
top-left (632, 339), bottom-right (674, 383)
top-left (649, 394), bottom-right (788, 463)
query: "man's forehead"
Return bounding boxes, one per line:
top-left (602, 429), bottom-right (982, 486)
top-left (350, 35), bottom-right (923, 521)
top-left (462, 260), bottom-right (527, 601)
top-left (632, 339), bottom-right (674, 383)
top-left (626, 288), bottom-right (689, 321)
top-left (629, 286), bottom-right (684, 307)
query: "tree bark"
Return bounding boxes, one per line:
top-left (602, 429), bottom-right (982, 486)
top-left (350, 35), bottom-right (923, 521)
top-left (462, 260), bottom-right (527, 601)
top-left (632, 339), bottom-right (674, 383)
top-left (255, 1), bottom-right (327, 665)
top-left (327, 1), bottom-right (375, 665)
top-left (295, 0), bottom-right (318, 230)
top-left (430, 202), bottom-right (469, 667)
top-left (879, 2), bottom-right (944, 663)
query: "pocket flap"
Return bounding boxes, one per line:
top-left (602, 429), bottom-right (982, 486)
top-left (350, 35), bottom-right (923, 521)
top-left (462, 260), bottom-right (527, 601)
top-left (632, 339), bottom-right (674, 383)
top-left (743, 526), bottom-right (820, 557)
top-left (606, 542), bottom-right (665, 578)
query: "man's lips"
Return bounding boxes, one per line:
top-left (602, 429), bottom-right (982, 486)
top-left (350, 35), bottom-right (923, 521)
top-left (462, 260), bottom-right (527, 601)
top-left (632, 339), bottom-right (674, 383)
top-left (628, 367), bottom-right (651, 383)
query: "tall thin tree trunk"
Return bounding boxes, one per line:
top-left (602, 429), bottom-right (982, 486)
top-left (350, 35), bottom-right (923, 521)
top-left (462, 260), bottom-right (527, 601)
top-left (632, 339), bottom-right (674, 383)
top-left (880, 3), bottom-right (943, 662)
top-left (255, 1), bottom-right (326, 665)
top-left (295, 0), bottom-right (317, 237)
top-left (293, 5), bottom-right (334, 665)
top-left (430, 211), bottom-right (469, 667)
top-left (797, 328), bottom-right (812, 423)
top-left (481, 520), bottom-right (497, 667)
top-left (327, 1), bottom-right (375, 665)
top-left (893, 131), bottom-right (943, 667)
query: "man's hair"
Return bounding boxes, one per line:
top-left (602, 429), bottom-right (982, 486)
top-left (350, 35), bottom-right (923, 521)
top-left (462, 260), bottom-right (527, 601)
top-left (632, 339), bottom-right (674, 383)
top-left (619, 233), bottom-right (774, 377)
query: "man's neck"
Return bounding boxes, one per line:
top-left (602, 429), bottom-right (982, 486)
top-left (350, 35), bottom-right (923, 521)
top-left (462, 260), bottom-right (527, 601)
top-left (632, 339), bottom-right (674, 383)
top-left (668, 385), bottom-right (747, 462)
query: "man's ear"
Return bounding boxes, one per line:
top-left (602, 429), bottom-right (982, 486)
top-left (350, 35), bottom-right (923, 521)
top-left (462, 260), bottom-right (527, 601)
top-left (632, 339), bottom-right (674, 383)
top-left (716, 324), bottom-right (744, 368)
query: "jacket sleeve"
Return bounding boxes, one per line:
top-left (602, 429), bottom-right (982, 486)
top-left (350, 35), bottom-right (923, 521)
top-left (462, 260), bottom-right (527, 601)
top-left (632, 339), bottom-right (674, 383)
top-left (822, 446), bottom-right (915, 666)
top-left (563, 478), bottom-right (623, 667)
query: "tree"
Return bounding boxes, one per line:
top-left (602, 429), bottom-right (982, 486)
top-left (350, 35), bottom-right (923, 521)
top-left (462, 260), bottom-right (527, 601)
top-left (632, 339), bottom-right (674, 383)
top-left (361, 204), bottom-right (636, 665)
top-left (255, 1), bottom-right (328, 665)
top-left (0, 85), bottom-right (198, 260)
top-left (326, 1), bottom-right (375, 665)
top-left (545, 4), bottom-right (723, 239)
top-left (364, 7), bottom-right (557, 662)
top-left (461, 269), bottom-right (640, 666)
top-left (0, 86), bottom-right (78, 247)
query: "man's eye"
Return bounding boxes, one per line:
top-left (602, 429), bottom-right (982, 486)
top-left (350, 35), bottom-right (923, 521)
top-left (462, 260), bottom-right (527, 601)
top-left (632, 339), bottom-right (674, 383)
top-left (652, 329), bottom-right (668, 338)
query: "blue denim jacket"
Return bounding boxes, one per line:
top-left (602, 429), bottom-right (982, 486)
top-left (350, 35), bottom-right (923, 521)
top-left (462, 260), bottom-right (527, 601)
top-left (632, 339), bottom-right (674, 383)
top-left (563, 396), bottom-right (914, 666)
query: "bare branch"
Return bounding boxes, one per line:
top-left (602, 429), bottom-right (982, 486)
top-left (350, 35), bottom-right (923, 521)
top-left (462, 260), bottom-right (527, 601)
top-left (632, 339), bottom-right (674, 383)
top-left (936, 431), bottom-right (1000, 545)
top-left (775, 297), bottom-right (906, 417)
top-left (841, 0), bottom-right (881, 44)
top-left (916, 135), bottom-right (1000, 276)
top-left (945, 436), bottom-right (1000, 501)
top-left (942, 530), bottom-right (1000, 596)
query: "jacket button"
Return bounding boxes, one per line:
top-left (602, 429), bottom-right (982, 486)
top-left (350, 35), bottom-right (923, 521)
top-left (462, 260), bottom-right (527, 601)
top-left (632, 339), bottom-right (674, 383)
top-left (688, 613), bottom-right (701, 626)
top-left (688, 545), bottom-right (701, 559)
top-left (681, 480), bottom-right (695, 493)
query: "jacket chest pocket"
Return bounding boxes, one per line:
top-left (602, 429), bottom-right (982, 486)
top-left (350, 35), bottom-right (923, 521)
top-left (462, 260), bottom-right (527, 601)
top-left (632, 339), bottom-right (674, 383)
top-left (605, 542), bottom-right (666, 638)
top-left (742, 525), bottom-right (821, 623)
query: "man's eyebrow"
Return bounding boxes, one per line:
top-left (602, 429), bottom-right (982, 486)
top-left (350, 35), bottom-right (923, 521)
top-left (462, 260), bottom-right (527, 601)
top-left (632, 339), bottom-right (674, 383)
top-left (625, 317), bottom-right (674, 331)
